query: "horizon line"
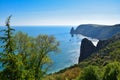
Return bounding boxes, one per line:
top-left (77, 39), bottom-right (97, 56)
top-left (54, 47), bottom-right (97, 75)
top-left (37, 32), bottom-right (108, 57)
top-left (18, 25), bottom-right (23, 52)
top-left (0, 24), bottom-right (78, 27)
top-left (0, 23), bottom-right (120, 27)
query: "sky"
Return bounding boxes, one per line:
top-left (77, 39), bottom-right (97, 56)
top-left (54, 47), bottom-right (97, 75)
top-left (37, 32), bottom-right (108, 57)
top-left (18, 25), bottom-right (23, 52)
top-left (0, 0), bottom-right (120, 26)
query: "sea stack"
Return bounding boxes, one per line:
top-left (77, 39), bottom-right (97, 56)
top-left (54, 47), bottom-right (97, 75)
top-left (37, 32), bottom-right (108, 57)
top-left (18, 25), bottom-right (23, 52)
top-left (70, 27), bottom-right (75, 37)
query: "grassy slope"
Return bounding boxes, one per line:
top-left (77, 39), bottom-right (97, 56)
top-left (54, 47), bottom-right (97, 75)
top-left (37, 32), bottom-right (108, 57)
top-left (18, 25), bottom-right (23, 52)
top-left (44, 66), bottom-right (80, 80)
top-left (44, 39), bottom-right (120, 80)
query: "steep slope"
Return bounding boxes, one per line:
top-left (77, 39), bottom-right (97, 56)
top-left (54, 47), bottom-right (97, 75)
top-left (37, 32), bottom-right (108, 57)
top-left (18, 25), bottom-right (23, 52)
top-left (79, 33), bottom-right (120, 66)
top-left (79, 33), bottom-right (120, 63)
top-left (73, 24), bottom-right (120, 40)
top-left (79, 38), bottom-right (96, 62)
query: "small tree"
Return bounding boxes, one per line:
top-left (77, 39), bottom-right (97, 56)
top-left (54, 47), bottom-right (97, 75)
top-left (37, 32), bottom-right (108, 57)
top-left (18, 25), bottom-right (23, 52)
top-left (14, 32), bottom-right (59, 80)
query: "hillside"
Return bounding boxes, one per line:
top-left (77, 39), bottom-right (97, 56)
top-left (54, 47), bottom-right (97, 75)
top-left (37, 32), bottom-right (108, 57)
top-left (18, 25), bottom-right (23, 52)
top-left (71, 24), bottom-right (120, 40)
top-left (79, 33), bottom-right (120, 67)
top-left (44, 32), bottom-right (120, 80)
top-left (79, 32), bottom-right (120, 63)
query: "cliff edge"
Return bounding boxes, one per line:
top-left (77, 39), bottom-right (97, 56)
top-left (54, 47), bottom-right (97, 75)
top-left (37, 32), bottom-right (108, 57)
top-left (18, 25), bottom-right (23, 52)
top-left (73, 24), bottom-right (120, 40)
top-left (79, 33), bottom-right (120, 63)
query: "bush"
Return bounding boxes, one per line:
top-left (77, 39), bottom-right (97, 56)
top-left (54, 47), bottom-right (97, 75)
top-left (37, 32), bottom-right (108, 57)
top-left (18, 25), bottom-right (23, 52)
top-left (77, 65), bottom-right (100, 80)
top-left (102, 62), bottom-right (120, 80)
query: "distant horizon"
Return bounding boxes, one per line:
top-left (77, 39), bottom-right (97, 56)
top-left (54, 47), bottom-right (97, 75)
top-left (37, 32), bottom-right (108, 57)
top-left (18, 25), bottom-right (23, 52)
top-left (1, 23), bottom-right (120, 27)
top-left (0, 0), bottom-right (120, 26)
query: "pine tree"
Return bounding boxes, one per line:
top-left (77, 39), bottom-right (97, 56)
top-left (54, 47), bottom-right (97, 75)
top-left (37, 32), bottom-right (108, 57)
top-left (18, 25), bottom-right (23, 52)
top-left (0, 15), bottom-right (15, 54)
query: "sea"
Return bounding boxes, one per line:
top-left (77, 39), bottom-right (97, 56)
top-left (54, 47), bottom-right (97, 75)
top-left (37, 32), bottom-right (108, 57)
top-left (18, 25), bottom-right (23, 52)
top-left (0, 26), bottom-right (99, 74)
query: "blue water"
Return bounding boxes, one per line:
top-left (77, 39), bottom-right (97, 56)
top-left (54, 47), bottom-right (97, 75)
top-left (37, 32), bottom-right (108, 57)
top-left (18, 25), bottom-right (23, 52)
top-left (1, 26), bottom-right (83, 73)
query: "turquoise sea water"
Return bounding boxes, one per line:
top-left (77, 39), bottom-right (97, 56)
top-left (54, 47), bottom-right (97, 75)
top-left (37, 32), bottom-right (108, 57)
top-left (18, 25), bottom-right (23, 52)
top-left (1, 26), bottom-right (98, 73)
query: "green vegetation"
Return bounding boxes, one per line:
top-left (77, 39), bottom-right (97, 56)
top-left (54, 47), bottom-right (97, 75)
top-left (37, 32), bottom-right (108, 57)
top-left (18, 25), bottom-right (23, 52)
top-left (102, 62), bottom-right (120, 80)
top-left (0, 16), bottom-right (120, 80)
top-left (77, 66), bottom-right (100, 80)
top-left (44, 31), bottom-right (120, 80)
top-left (45, 61), bottom-right (120, 80)
top-left (77, 62), bottom-right (120, 80)
top-left (0, 16), bottom-right (59, 80)
top-left (76, 37), bottom-right (120, 80)
top-left (79, 40), bottom-right (120, 68)
top-left (44, 66), bottom-right (80, 80)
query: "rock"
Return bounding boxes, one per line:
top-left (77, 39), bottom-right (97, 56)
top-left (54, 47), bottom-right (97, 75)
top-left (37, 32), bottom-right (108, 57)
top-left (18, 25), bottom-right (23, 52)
top-left (79, 38), bottom-right (96, 62)
top-left (73, 24), bottom-right (120, 40)
top-left (96, 40), bottom-right (108, 51)
top-left (79, 38), bottom-right (110, 63)
top-left (70, 27), bottom-right (75, 37)
top-left (78, 32), bottom-right (120, 63)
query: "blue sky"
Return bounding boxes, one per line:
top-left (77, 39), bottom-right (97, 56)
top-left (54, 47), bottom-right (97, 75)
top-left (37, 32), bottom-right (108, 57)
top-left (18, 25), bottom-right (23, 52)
top-left (0, 0), bottom-right (120, 26)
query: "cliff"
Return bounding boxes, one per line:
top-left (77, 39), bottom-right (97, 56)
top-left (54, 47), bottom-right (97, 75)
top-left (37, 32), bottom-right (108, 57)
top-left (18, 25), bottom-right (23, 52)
top-left (79, 38), bottom-right (96, 62)
top-left (79, 33), bottom-right (120, 63)
top-left (73, 24), bottom-right (120, 40)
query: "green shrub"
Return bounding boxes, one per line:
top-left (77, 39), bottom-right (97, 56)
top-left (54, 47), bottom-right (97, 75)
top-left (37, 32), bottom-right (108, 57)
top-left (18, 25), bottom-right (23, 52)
top-left (78, 65), bottom-right (100, 80)
top-left (102, 62), bottom-right (120, 80)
